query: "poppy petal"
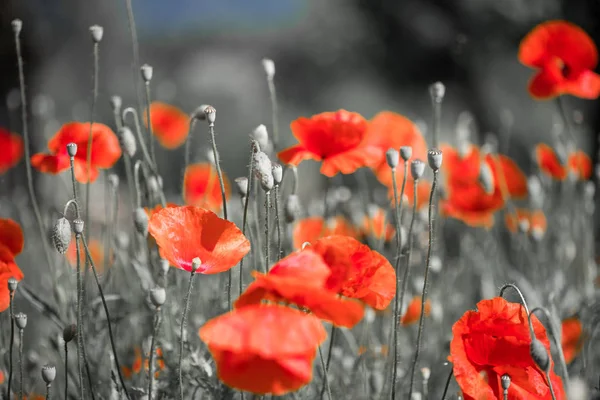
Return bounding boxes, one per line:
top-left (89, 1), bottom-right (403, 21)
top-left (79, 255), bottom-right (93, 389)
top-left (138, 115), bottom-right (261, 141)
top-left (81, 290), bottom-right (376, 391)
top-left (528, 70), bottom-right (562, 100)
top-left (0, 128), bottom-right (23, 174)
top-left (320, 145), bottom-right (383, 177)
top-left (30, 153), bottom-right (71, 176)
top-left (278, 145), bottom-right (320, 166)
top-left (561, 317), bottom-right (584, 364)
top-left (561, 70), bottom-right (600, 99)
top-left (0, 218), bottom-right (24, 256)
top-left (568, 150), bottom-right (593, 180)
top-left (0, 246), bottom-right (24, 312)
top-left (535, 143), bottom-right (567, 180)
top-left (146, 102), bottom-right (190, 149)
top-left (183, 163), bottom-right (231, 212)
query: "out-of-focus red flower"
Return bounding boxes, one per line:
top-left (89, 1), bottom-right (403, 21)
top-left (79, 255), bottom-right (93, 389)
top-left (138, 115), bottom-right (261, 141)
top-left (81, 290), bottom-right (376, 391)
top-left (561, 317), bottom-right (584, 364)
top-left (365, 111), bottom-right (428, 187)
top-left (519, 20), bottom-right (600, 99)
top-left (309, 235), bottom-right (396, 310)
top-left (450, 297), bottom-right (565, 399)
top-left (235, 250), bottom-right (365, 328)
top-left (400, 296), bottom-right (431, 326)
top-left (0, 218), bottom-right (24, 257)
top-left (568, 150), bottom-right (592, 180)
top-left (148, 206), bottom-right (250, 273)
top-left (0, 128), bottom-right (23, 174)
top-left (66, 238), bottom-right (109, 273)
top-left (505, 209), bottom-right (548, 238)
top-left (0, 218), bottom-right (24, 312)
top-left (535, 143), bottom-right (568, 180)
top-left (183, 163), bottom-right (230, 213)
top-left (199, 304), bottom-right (327, 395)
top-left (31, 122), bottom-right (121, 183)
top-left (292, 216), bottom-right (359, 250)
top-left (278, 110), bottom-right (383, 177)
top-left (146, 102), bottom-right (189, 149)
top-left (361, 207), bottom-right (395, 242)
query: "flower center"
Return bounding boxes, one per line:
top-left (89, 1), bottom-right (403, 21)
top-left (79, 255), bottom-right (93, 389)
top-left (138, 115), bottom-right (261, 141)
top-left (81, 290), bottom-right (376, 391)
top-left (555, 58), bottom-right (571, 78)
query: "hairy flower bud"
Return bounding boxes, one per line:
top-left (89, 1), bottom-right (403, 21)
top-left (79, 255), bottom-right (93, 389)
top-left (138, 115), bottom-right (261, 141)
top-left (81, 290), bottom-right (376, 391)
top-left (66, 143), bottom-right (78, 158)
top-left (63, 324), bottom-right (77, 343)
top-left (89, 25), bottom-right (104, 43)
top-left (52, 217), bottom-right (72, 254)
top-left (119, 127), bottom-right (137, 157)
top-left (150, 287), bottom-right (166, 307)
top-left (254, 151), bottom-right (274, 192)
top-left (235, 177), bottom-right (249, 197)
top-left (429, 81), bottom-right (446, 103)
top-left (141, 64), bottom-right (153, 82)
top-left (284, 194), bottom-right (303, 223)
top-left (411, 160), bottom-right (426, 181)
top-left (41, 365), bottom-right (56, 384)
top-left (15, 312), bottom-right (27, 329)
top-left (272, 164), bottom-right (283, 185)
top-left (133, 208), bottom-right (148, 237)
top-left (386, 148), bottom-right (399, 169)
top-left (73, 219), bottom-right (84, 235)
top-left (252, 125), bottom-right (270, 152)
top-left (427, 149), bottom-right (443, 171)
top-left (204, 105), bottom-right (216, 126)
top-left (262, 58), bottom-right (275, 79)
top-left (530, 339), bottom-right (549, 372)
top-left (400, 146), bottom-right (412, 162)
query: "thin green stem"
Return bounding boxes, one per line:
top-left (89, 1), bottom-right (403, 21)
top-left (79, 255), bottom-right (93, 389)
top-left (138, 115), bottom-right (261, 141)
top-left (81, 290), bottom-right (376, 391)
top-left (531, 307), bottom-right (570, 391)
top-left (85, 40), bottom-right (99, 238)
top-left (64, 343), bottom-right (69, 400)
top-left (8, 292), bottom-right (15, 397)
top-left (123, 0), bottom-right (144, 115)
top-left (267, 77), bottom-right (279, 151)
top-left (408, 171), bottom-right (439, 398)
top-left (123, 107), bottom-right (157, 174)
top-left (144, 83), bottom-right (157, 167)
top-left (19, 329), bottom-right (23, 400)
top-left (545, 372), bottom-right (557, 400)
top-left (75, 235), bottom-right (84, 399)
top-left (318, 346), bottom-right (332, 400)
top-left (148, 308), bottom-right (162, 400)
top-left (208, 124), bottom-right (228, 220)
top-left (265, 191), bottom-right (271, 269)
top-left (274, 185), bottom-right (283, 260)
top-left (179, 270), bottom-right (197, 400)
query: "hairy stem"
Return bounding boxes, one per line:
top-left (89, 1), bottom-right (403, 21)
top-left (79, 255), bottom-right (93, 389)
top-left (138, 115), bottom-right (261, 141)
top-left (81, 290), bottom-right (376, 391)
top-left (318, 346), bottom-right (332, 400)
top-left (123, 0), bottom-right (143, 114)
top-left (239, 141), bottom-right (258, 297)
top-left (75, 235), bottom-right (84, 399)
top-left (19, 329), bottom-right (23, 400)
top-left (148, 309), bottom-right (162, 400)
top-left (274, 185), bottom-right (283, 261)
top-left (144, 83), bottom-right (157, 167)
top-left (179, 270), bottom-right (197, 400)
top-left (85, 40), bottom-right (100, 238)
top-left (267, 77), bottom-right (279, 151)
top-left (8, 292), bottom-right (15, 397)
top-left (64, 343), bottom-right (69, 400)
top-left (265, 191), bottom-right (271, 269)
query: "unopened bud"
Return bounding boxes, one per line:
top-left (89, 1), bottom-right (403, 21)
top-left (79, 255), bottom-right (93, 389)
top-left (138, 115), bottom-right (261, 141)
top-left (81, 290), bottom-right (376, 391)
top-left (66, 143), bottom-right (78, 157)
top-left (191, 257), bottom-right (201, 272)
top-left (400, 146), bottom-right (413, 162)
top-left (8, 277), bottom-right (18, 292)
top-left (429, 81), bottom-right (446, 103)
top-left (254, 151), bottom-right (274, 192)
top-left (478, 162), bottom-right (495, 194)
top-left (252, 125), bottom-right (270, 152)
top-left (146, 175), bottom-right (159, 196)
top-left (52, 217), bottom-right (72, 254)
top-left (530, 339), bottom-right (550, 372)
top-left (89, 25), bottom-right (104, 43)
top-left (110, 96), bottom-right (122, 113)
top-left (411, 160), bottom-right (426, 180)
top-left (150, 287), bottom-right (166, 307)
top-left (73, 219), bottom-right (84, 235)
top-left (204, 105), bottom-right (216, 126)
top-left (262, 58), bottom-right (275, 79)
top-left (11, 19), bottom-right (22, 35)
top-left (427, 149), bottom-right (443, 171)
top-left (386, 148), bottom-right (399, 169)
top-left (62, 324), bottom-right (77, 343)
top-left (272, 164), bottom-right (283, 185)
top-left (41, 365), bottom-right (56, 384)
top-left (15, 313), bottom-right (27, 329)
top-left (235, 177), bottom-right (249, 197)
top-left (119, 127), bottom-right (137, 157)
top-left (159, 258), bottom-right (170, 275)
top-left (141, 64), bottom-right (153, 82)
top-left (133, 208), bottom-right (149, 237)
top-left (284, 194), bottom-right (303, 223)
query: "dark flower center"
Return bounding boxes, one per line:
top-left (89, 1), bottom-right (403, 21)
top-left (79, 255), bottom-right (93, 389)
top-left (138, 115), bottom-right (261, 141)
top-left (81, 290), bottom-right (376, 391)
top-left (556, 58), bottom-right (571, 79)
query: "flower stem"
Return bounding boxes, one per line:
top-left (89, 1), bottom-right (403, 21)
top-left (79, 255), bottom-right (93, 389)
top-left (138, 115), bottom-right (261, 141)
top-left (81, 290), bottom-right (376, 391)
top-left (266, 76), bottom-right (279, 151)
top-left (64, 343), bottom-right (69, 400)
top-left (19, 328), bottom-right (23, 400)
top-left (252, 177), bottom-right (265, 272)
top-left (8, 292), bottom-right (15, 398)
top-left (123, 107), bottom-right (157, 174)
top-left (265, 191), bottom-right (271, 269)
top-left (123, 0), bottom-right (144, 114)
top-left (408, 170), bottom-right (439, 398)
top-left (531, 307), bottom-right (570, 391)
top-left (441, 368), bottom-right (453, 400)
top-left (318, 346), bottom-right (332, 400)
top-left (319, 327), bottom-right (337, 398)
top-left (148, 308), bottom-right (162, 400)
top-left (144, 82), bottom-right (157, 167)
top-left (75, 235), bottom-right (84, 399)
top-left (45, 384), bottom-right (51, 400)
top-left (208, 123), bottom-right (228, 220)
top-left (85, 38), bottom-right (100, 238)
top-left (274, 185), bottom-right (283, 261)
top-left (178, 270), bottom-right (197, 400)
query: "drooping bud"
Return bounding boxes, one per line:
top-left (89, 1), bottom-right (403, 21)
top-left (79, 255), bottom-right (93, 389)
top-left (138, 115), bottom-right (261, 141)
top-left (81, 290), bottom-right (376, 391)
top-left (140, 64), bottom-right (153, 83)
top-left (427, 149), bottom-right (443, 171)
top-left (150, 287), bottom-right (166, 307)
top-left (235, 177), bottom-right (249, 197)
top-left (66, 143), bottom-right (78, 158)
top-left (262, 58), bottom-right (275, 80)
top-left (386, 148), bottom-right (399, 169)
top-left (133, 208), bottom-right (149, 237)
top-left (204, 105), bottom-right (216, 126)
top-left (272, 164), bottom-right (283, 185)
top-left (429, 81), bottom-right (446, 103)
top-left (89, 25), bottom-right (104, 43)
top-left (119, 127), bottom-right (137, 157)
top-left (530, 339), bottom-right (550, 372)
top-left (52, 217), bottom-right (72, 254)
top-left (110, 96), bottom-right (122, 113)
top-left (284, 194), bottom-right (303, 223)
top-left (251, 125), bottom-right (270, 152)
top-left (72, 219), bottom-right (84, 235)
top-left (411, 160), bottom-right (426, 181)
top-left (11, 19), bottom-right (22, 35)
top-left (8, 277), bottom-right (18, 292)
top-left (191, 257), bottom-right (201, 272)
top-left (62, 324), bottom-right (77, 343)
top-left (41, 365), bottom-right (56, 384)
top-left (400, 146), bottom-right (412, 162)
top-left (253, 151), bottom-right (274, 192)
top-left (14, 312), bottom-right (27, 329)
top-left (478, 162), bottom-right (495, 194)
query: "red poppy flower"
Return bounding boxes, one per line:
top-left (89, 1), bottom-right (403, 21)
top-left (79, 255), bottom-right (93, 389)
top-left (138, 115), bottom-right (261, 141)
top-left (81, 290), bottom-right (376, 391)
top-left (487, 154), bottom-right (528, 199)
top-left (235, 250), bottom-right (364, 328)
top-left (144, 202), bottom-right (179, 219)
top-left (0, 128), bottom-right (23, 174)
top-left (362, 207), bottom-right (395, 242)
top-left (0, 246), bottom-right (24, 312)
top-left (504, 209), bottom-right (531, 234)
top-left (292, 216), bottom-right (359, 250)
top-left (199, 304), bottom-right (327, 395)
top-left (519, 20), bottom-right (600, 99)
top-left (400, 296), bottom-right (431, 326)
top-left (568, 150), bottom-right (592, 180)
top-left (183, 163), bottom-right (231, 213)
top-left (365, 111), bottom-right (428, 187)
top-left (309, 235), bottom-right (396, 310)
top-left (535, 144), bottom-right (568, 180)
top-left (146, 102), bottom-right (189, 149)
top-left (450, 297), bottom-right (565, 399)
top-left (66, 238), bottom-right (109, 273)
top-left (561, 317), bottom-right (584, 364)
top-left (148, 206), bottom-right (250, 273)
top-left (529, 210), bottom-right (548, 237)
top-left (278, 110), bottom-right (384, 177)
top-left (31, 122), bottom-right (121, 183)
top-left (0, 218), bottom-right (24, 257)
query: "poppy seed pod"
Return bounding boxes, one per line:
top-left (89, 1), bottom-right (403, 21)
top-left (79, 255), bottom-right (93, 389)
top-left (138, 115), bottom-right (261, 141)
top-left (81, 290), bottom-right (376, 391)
top-left (8, 277), bottom-right (18, 292)
top-left (429, 81), bottom-right (446, 103)
top-left (501, 374), bottom-right (511, 391)
top-left (119, 127), bottom-right (137, 157)
top-left (530, 338), bottom-right (550, 372)
top-left (107, 174), bottom-right (119, 189)
top-left (427, 149), bottom-right (443, 171)
top-left (191, 257), bottom-right (201, 272)
top-left (262, 58), bottom-right (275, 79)
top-left (133, 208), bottom-right (149, 237)
top-left (252, 125), bottom-right (270, 151)
top-left (14, 312), bottom-right (27, 330)
top-left (386, 148), bottom-right (399, 169)
top-left (89, 25), bottom-right (104, 43)
top-left (66, 142), bottom-right (78, 157)
top-left (140, 64), bottom-right (153, 82)
top-left (52, 217), bottom-right (72, 254)
top-left (11, 19), bottom-right (22, 35)
top-left (204, 105), bottom-right (216, 126)
top-left (150, 287), bottom-right (166, 307)
top-left (421, 367), bottom-right (431, 381)
top-left (110, 95), bottom-right (122, 113)
top-left (234, 177), bottom-right (249, 197)
top-left (272, 164), bottom-right (283, 185)
top-left (72, 219), bottom-right (84, 235)
top-left (41, 365), bottom-right (56, 384)
top-left (478, 162), bottom-right (495, 195)
top-left (411, 160), bottom-right (426, 180)
top-left (62, 324), bottom-right (77, 343)
top-left (400, 146), bottom-right (413, 162)
top-left (284, 194), bottom-right (303, 223)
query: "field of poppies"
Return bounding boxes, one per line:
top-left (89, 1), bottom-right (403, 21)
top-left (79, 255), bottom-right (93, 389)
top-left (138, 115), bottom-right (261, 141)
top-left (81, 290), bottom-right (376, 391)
top-left (0, 6), bottom-right (600, 400)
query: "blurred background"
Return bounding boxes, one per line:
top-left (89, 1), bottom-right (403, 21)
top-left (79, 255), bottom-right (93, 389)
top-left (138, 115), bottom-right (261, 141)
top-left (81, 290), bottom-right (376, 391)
top-left (0, 0), bottom-right (599, 214)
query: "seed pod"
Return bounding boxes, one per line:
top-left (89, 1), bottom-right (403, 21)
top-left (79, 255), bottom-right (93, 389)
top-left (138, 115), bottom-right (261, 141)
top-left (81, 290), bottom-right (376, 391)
top-left (427, 149), bottom-right (443, 171)
top-left (140, 64), bottom-right (153, 82)
top-left (501, 374), bottom-right (511, 391)
top-left (191, 257), bottom-right (201, 272)
top-left (386, 149), bottom-right (399, 169)
top-left (204, 105), bottom-right (216, 126)
top-left (89, 25), bottom-right (104, 43)
top-left (411, 160), bottom-right (426, 181)
top-left (110, 96), bottom-right (122, 113)
top-left (63, 324), bottom-right (77, 343)
top-left (530, 338), bottom-right (549, 372)
top-left (52, 217), bottom-right (72, 254)
top-left (262, 58), bottom-right (275, 79)
top-left (41, 365), bottom-right (56, 384)
top-left (73, 219), bottom-right (84, 235)
top-left (150, 287), bottom-right (166, 307)
top-left (272, 164), bottom-right (283, 185)
top-left (119, 127), bottom-right (137, 157)
top-left (284, 194), bottom-right (302, 223)
top-left (14, 313), bottom-right (27, 329)
top-left (253, 152), bottom-right (274, 192)
top-left (11, 19), bottom-right (22, 35)
top-left (429, 81), bottom-right (446, 103)
top-left (235, 177), bottom-right (249, 197)
top-left (66, 143), bottom-right (78, 157)
top-left (133, 208), bottom-right (149, 237)
top-left (400, 146), bottom-right (413, 162)
top-left (8, 277), bottom-right (18, 292)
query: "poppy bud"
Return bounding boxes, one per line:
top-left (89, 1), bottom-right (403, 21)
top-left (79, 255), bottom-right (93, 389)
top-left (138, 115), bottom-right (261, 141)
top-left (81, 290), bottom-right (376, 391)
top-left (191, 257), bottom-right (201, 272)
top-left (41, 365), bottom-right (56, 384)
top-left (530, 338), bottom-right (550, 372)
top-left (478, 162), bottom-right (495, 195)
top-left (272, 164), bottom-right (283, 185)
top-left (252, 125), bottom-right (270, 152)
top-left (427, 149), bottom-right (443, 171)
top-left (254, 152), bottom-right (274, 192)
top-left (284, 194), bottom-right (302, 223)
top-left (235, 177), bottom-right (249, 197)
top-left (66, 143), bottom-right (78, 157)
top-left (141, 64), bottom-right (153, 82)
top-left (501, 374), bottom-right (511, 391)
top-left (204, 105), bottom-right (216, 126)
top-left (52, 217), bottom-right (72, 254)
top-left (429, 81), bottom-right (445, 103)
top-left (262, 58), bottom-right (275, 80)
top-left (159, 258), bottom-right (170, 274)
top-left (73, 219), bottom-right (84, 235)
top-left (119, 127), bottom-right (137, 157)
top-left (421, 367), bottom-right (431, 380)
top-left (110, 95), bottom-right (122, 113)
top-left (411, 160), bottom-right (425, 181)
top-left (8, 277), bottom-right (18, 292)
top-left (259, 171), bottom-right (274, 192)
top-left (146, 175), bottom-right (159, 196)
top-left (400, 146), bottom-right (413, 162)
top-left (150, 287), bottom-right (166, 307)
top-left (11, 19), bottom-right (22, 35)
top-left (133, 208), bottom-right (148, 237)
top-left (107, 174), bottom-right (119, 189)
top-left (386, 148), bottom-right (399, 169)
top-left (15, 312), bottom-right (27, 329)
top-left (63, 324), bottom-right (77, 343)
top-left (89, 25), bottom-right (104, 43)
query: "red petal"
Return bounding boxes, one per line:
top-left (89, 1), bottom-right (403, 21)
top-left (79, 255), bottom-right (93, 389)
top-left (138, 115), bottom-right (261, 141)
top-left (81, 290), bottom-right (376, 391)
top-left (30, 153), bottom-right (71, 176)
top-left (277, 145), bottom-right (319, 166)
top-left (0, 128), bottom-right (23, 174)
top-left (528, 69), bottom-right (563, 100)
top-left (146, 102), bottom-right (189, 149)
top-left (535, 144), bottom-right (567, 180)
top-left (148, 206), bottom-right (250, 273)
top-left (489, 154), bottom-right (528, 199)
top-left (183, 163), bottom-right (230, 213)
top-left (561, 69), bottom-right (600, 99)
top-left (320, 145), bottom-right (383, 177)
top-left (561, 317), bottom-right (584, 364)
top-left (0, 245), bottom-right (24, 312)
top-left (568, 150), bottom-right (593, 180)
top-left (0, 218), bottom-right (24, 256)
top-left (292, 217), bottom-right (359, 250)
top-left (401, 296), bottom-right (432, 326)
